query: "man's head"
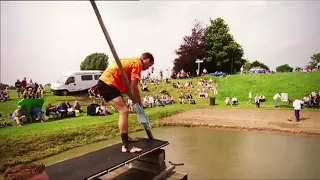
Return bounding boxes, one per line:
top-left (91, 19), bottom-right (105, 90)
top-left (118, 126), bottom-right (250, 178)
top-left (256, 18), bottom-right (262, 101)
top-left (140, 52), bottom-right (154, 70)
top-left (3, 164), bottom-right (49, 180)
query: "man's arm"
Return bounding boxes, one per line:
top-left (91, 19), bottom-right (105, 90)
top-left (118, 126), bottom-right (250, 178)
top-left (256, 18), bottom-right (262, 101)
top-left (131, 78), bottom-right (143, 106)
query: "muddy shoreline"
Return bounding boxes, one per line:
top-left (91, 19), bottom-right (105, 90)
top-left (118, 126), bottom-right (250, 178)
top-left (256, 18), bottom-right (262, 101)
top-left (161, 108), bottom-right (320, 136)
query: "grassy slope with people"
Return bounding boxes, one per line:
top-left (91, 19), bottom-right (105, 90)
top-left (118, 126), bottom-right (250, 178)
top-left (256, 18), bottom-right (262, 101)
top-left (0, 71), bottom-right (319, 172)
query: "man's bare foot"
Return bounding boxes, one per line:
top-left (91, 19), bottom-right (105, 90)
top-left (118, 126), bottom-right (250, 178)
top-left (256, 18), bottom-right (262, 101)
top-left (122, 145), bottom-right (142, 153)
top-left (128, 136), bottom-right (138, 142)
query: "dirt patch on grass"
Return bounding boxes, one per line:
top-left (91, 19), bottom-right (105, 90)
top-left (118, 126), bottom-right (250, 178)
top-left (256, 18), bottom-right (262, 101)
top-left (161, 108), bottom-right (320, 136)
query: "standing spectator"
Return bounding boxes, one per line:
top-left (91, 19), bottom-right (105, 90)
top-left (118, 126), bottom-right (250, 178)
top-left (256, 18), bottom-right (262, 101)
top-left (255, 94), bottom-right (260, 108)
top-left (273, 92), bottom-right (281, 107)
top-left (247, 91), bottom-right (252, 104)
top-left (15, 79), bottom-right (23, 99)
top-left (292, 98), bottom-right (304, 122)
top-left (21, 77), bottom-right (27, 91)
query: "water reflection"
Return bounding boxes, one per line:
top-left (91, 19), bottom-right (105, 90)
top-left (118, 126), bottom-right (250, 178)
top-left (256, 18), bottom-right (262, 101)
top-left (36, 127), bottom-right (320, 179)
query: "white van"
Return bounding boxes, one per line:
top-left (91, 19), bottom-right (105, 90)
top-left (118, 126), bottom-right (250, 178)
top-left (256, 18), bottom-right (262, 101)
top-left (50, 70), bottom-right (102, 96)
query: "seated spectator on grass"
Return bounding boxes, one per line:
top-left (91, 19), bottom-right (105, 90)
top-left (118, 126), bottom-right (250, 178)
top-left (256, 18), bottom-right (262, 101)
top-left (0, 91), bottom-right (4, 102)
top-left (225, 97), bottom-right (231, 106)
top-left (3, 164), bottom-right (49, 180)
top-left (148, 96), bottom-right (155, 107)
top-left (143, 96), bottom-right (149, 108)
top-left (45, 103), bottom-right (59, 119)
top-left (142, 83), bottom-right (149, 91)
top-left (231, 96), bottom-right (238, 106)
top-left (128, 98), bottom-right (135, 112)
top-left (173, 82), bottom-right (181, 88)
top-left (56, 102), bottom-right (67, 118)
top-left (199, 90), bottom-right (205, 98)
top-left (160, 89), bottom-right (169, 96)
top-left (0, 88), bottom-right (9, 101)
top-left (88, 87), bottom-right (95, 98)
top-left (66, 102), bottom-right (75, 117)
top-left (303, 94), bottom-right (312, 108)
top-left (165, 78), bottom-right (170, 83)
top-left (24, 88), bottom-right (35, 99)
top-left (155, 96), bottom-right (165, 107)
top-left (31, 104), bottom-right (43, 122)
top-left (99, 101), bottom-right (109, 116)
top-left (259, 94), bottom-right (266, 102)
top-left (170, 96), bottom-right (175, 104)
top-left (187, 94), bottom-right (196, 104)
top-left (13, 106), bottom-right (26, 127)
top-left (73, 100), bottom-right (82, 112)
top-left (179, 93), bottom-right (185, 104)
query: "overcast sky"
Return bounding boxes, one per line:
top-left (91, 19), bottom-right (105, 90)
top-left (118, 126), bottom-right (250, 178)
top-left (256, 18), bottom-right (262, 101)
top-left (1, 1), bottom-right (319, 85)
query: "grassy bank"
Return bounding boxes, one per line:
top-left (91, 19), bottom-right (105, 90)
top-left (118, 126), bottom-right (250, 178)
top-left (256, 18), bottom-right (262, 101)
top-left (0, 71), bottom-right (319, 172)
top-left (0, 104), bottom-right (198, 172)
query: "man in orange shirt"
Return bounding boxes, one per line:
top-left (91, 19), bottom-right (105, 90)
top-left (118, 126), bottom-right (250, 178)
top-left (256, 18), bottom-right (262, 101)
top-left (98, 52), bottom-right (154, 153)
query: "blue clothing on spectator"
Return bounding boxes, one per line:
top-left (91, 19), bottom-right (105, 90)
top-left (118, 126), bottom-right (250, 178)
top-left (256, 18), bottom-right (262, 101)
top-left (56, 105), bottom-right (64, 111)
top-left (32, 107), bottom-right (41, 115)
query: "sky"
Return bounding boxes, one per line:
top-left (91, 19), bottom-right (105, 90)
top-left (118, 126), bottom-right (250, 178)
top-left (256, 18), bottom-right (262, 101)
top-left (1, 1), bottom-right (319, 85)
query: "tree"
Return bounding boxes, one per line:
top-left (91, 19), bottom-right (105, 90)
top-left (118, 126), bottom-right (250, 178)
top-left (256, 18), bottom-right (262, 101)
top-left (172, 20), bottom-right (205, 75)
top-left (276, 64), bottom-right (293, 72)
top-left (203, 17), bottom-right (245, 74)
top-left (250, 60), bottom-right (270, 70)
top-left (242, 59), bottom-right (252, 72)
top-left (80, 53), bottom-right (109, 71)
top-left (307, 53), bottom-right (320, 68)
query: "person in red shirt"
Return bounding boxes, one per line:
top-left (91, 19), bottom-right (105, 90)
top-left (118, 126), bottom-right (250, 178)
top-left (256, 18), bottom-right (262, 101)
top-left (21, 77), bottom-right (27, 91)
top-left (98, 52), bottom-right (154, 153)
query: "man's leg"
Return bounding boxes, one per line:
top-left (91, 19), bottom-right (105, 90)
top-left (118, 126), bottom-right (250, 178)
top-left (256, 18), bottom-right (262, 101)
top-left (108, 96), bottom-right (141, 153)
top-left (14, 117), bottom-right (22, 126)
top-left (294, 110), bottom-right (299, 121)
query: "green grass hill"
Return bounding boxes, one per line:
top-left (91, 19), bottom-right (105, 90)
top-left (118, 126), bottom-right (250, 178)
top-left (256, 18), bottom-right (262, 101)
top-left (0, 71), bottom-right (319, 173)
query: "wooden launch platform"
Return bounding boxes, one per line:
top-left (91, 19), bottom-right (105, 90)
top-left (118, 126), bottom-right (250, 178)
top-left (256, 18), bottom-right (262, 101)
top-left (46, 138), bottom-right (187, 180)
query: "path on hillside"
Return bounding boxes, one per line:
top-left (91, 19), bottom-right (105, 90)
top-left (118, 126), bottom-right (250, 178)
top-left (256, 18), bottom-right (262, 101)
top-left (161, 108), bottom-right (320, 136)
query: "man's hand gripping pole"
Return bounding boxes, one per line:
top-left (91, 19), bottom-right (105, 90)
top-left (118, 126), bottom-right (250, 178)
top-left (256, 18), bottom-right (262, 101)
top-left (90, 0), bottom-right (154, 139)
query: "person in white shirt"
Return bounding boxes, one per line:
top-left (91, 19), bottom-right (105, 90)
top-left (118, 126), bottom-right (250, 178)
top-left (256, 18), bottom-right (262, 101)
top-left (273, 92), bottom-right (281, 107)
top-left (148, 96), bottom-right (154, 107)
top-left (255, 94), bottom-right (260, 108)
top-left (247, 91), bottom-right (252, 104)
top-left (231, 96), bottom-right (238, 106)
top-left (292, 98), bottom-right (304, 121)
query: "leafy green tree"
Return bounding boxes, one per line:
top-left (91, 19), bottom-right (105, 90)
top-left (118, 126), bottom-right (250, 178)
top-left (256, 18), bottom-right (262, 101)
top-left (203, 17), bottom-right (245, 74)
top-left (308, 53), bottom-right (320, 68)
top-left (242, 59), bottom-right (252, 71)
top-left (276, 64), bottom-right (293, 72)
top-left (172, 20), bottom-right (205, 76)
top-left (80, 53), bottom-right (109, 71)
top-left (250, 60), bottom-right (270, 70)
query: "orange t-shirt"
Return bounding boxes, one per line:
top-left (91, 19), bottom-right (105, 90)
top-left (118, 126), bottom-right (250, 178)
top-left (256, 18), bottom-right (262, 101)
top-left (99, 58), bottom-right (143, 93)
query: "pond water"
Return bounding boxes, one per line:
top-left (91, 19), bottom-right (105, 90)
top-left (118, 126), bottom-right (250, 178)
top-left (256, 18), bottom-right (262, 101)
top-left (36, 127), bottom-right (320, 179)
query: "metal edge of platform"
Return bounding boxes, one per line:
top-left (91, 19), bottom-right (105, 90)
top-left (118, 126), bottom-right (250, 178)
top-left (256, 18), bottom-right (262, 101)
top-left (86, 141), bottom-right (169, 180)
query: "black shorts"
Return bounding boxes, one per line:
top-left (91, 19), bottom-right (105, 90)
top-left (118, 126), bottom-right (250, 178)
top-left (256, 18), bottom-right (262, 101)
top-left (97, 80), bottom-right (122, 102)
